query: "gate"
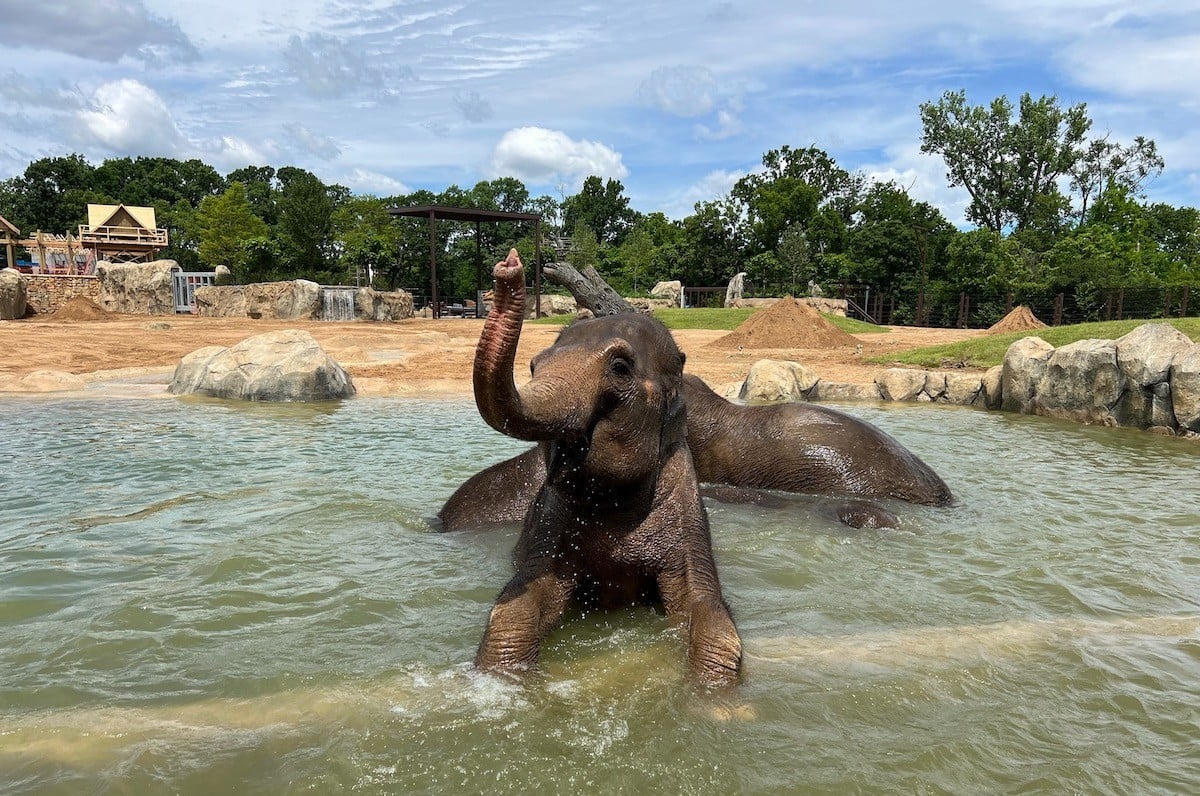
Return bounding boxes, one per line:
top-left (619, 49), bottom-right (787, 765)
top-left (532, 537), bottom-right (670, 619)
top-left (172, 270), bottom-right (216, 313)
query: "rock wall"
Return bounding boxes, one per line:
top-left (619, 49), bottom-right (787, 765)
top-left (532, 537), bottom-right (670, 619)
top-left (730, 322), bottom-right (1199, 439)
top-left (21, 274), bottom-right (101, 315)
top-left (355, 287), bottom-right (414, 321)
top-left (728, 297), bottom-right (848, 316)
top-left (194, 280), bottom-right (322, 320)
top-left (97, 260), bottom-right (179, 315)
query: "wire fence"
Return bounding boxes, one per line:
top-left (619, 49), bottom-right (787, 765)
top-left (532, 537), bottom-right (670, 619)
top-left (811, 284), bottom-right (1199, 329)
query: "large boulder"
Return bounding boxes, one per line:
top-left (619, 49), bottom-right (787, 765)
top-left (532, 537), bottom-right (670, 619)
top-left (875, 368), bottom-right (928, 402)
top-left (355, 287), bottom-right (414, 321)
top-left (1112, 323), bottom-right (1195, 428)
top-left (652, 280), bottom-right (683, 307)
top-left (1170, 343), bottom-right (1200, 433)
top-left (524, 294), bottom-right (576, 318)
top-left (944, 372), bottom-right (985, 406)
top-left (0, 267), bottom-right (28, 320)
top-left (1034, 339), bottom-right (1124, 424)
top-left (738, 359), bottom-right (819, 403)
top-left (168, 330), bottom-right (355, 402)
top-left (194, 280), bottom-right (322, 320)
top-left (1000, 336), bottom-right (1055, 414)
top-left (96, 259), bottom-right (178, 315)
top-left (981, 365), bottom-right (1004, 410)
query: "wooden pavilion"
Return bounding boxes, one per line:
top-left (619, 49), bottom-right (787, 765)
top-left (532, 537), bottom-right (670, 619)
top-left (78, 204), bottom-right (168, 263)
top-left (0, 213), bottom-right (18, 268)
top-left (387, 205), bottom-right (542, 319)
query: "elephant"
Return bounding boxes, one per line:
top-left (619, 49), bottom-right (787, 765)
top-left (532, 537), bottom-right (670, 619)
top-left (439, 371), bottom-right (953, 533)
top-left (470, 249), bottom-right (742, 688)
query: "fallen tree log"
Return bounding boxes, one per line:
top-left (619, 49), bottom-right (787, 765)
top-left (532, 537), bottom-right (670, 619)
top-left (542, 261), bottom-right (634, 316)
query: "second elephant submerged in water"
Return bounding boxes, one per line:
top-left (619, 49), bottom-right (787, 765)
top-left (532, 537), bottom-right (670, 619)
top-left (440, 375), bottom-right (954, 533)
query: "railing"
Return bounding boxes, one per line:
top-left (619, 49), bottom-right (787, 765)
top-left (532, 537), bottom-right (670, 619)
top-left (79, 224), bottom-right (168, 247)
top-left (172, 271), bottom-right (216, 313)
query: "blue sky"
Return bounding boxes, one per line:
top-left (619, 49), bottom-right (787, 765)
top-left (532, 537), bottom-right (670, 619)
top-left (1, 0), bottom-right (1198, 225)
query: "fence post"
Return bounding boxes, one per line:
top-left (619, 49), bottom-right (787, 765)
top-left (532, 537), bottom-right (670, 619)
top-left (1116, 287), bottom-right (1124, 321)
top-left (1164, 288), bottom-right (1171, 319)
top-left (1053, 293), bottom-right (1064, 326)
top-left (1104, 292), bottom-right (1112, 321)
top-left (1182, 286), bottom-right (1190, 317)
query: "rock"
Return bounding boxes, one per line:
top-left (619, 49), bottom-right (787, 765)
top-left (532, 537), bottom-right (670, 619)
top-left (1147, 425), bottom-right (1176, 436)
top-left (1170, 343), bottom-right (1200, 432)
top-left (811, 381), bottom-right (879, 401)
top-left (0, 267), bottom-right (28, 320)
top-left (1034, 338), bottom-right (1124, 424)
top-left (652, 280), bottom-right (683, 307)
top-left (1150, 382), bottom-right (1177, 429)
top-left (982, 365), bottom-right (1003, 410)
top-left (167, 330), bottom-right (355, 402)
top-left (944, 372), bottom-right (985, 406)
top-left (194, 280), bottom-right (322, 320)
top-left (1116, 323), bottom-right (1193, 386)
top-left (214, 265), bottom-right (233, 285)
top-left (723, 273), bottom-right (745, 308)
top-left (96, 259), bottom-right (179, 315)
top-left (1000, 337), bottom-right (1055, 414)
top-left (525, 294), bottom-right (576, 318)
top-left (738, 359), bottom-right (818, 403)
top-left (2, 370), bottom-right (87, 392)
top-left (354, 287), bottom-right (414, 321)
top-left (923, 372), bottom-right (948, 401)
top-left (875, 368), bottom-right (928, 402)
top-left (624, 298), bottom-right (675, 312)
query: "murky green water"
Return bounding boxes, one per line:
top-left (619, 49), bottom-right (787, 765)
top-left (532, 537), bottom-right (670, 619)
top-left (2, 394), bottom-right (1197, 794)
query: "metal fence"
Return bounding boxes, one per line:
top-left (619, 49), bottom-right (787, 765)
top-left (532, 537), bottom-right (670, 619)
top-left (171, 271), bottom-right (216, 313)
top-left (829, 284), bottom-right (1199, 329)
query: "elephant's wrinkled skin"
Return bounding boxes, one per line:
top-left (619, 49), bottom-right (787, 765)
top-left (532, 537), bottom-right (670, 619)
top-left (470, 250), bottom-right (742, 688)
top-left (439, 374), bottom-right (952, 533)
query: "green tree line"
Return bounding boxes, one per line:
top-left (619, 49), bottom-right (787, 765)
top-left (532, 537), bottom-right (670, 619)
top-left (1, 89), bottom-right (1196, 323)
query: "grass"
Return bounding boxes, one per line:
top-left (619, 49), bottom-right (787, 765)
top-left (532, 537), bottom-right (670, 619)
top-left (530, 305), bottom-right (891, 334)
top-left (871, 318), bottom-right (1200, 369)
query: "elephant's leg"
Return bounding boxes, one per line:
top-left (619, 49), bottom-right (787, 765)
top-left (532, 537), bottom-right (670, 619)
top-left (658, 569), bottom-right (742, 688)
top-left (437, 447), bottom-right (545, 531)
top-left (475, 570), bottom-right (574, 672)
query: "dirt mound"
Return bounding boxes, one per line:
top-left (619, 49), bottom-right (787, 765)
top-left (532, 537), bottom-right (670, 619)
top-left (988, 305), bottom-right (1047, 334)
top-left (45, 296), bottom-right (115, 322)
top-left (707, 296), bottom-right (859, 350)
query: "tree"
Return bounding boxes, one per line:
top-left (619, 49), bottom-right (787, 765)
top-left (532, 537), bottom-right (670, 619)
top-left (919, 90), bottom-right (1090, 232)
top-left (226, 165), bottom-right (278, 225)
top-left (562, 176), bottom-right (637, 246)
top-left (195, 182), bottom-right (270, 273)
top-left (7, 154), bottom-right (97, 233)
top-left (275, 168), bottom-right (337, 281)
top-left (1070, 135), bottom-right (1164, 219)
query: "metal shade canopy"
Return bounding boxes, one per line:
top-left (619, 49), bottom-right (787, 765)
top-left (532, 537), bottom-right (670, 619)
top-left (387, 205), bottom-right (542, 319)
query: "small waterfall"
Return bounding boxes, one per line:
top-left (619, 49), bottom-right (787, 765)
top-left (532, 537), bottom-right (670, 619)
top-left (321, 287), bottom-right (356, 321)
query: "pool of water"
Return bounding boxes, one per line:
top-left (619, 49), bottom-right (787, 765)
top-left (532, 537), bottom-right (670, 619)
top-left (2, 394), bottom-right (1197, 794)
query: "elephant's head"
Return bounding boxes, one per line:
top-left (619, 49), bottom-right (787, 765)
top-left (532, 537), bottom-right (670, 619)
top-left (474, 250), bottom-right (686, 487)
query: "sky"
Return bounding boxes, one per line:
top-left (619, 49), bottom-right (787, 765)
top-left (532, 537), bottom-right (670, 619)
top-left (1, 0), bottom-right (1198, 225)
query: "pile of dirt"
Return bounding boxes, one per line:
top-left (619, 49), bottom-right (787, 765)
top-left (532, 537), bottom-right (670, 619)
top-left (45, 296), bottom-right (115, 322)
top-left (987, 305), bottom-right (1047, 334)
top-left (707, 296), bottom-right (859, 350)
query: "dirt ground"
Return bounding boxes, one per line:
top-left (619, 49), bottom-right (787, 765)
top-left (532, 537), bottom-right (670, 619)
top-left (0, 313), bottom-right (987, 396)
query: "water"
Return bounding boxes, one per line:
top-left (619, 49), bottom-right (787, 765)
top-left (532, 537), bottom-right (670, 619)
top-left (2, 396), bottom-right (1198, 794)
top-left (321, 287), bottom-right (356, 321)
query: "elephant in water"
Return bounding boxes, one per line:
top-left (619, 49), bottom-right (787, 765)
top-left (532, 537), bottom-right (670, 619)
top-left (440, 363), bottom-right (953, 534)
top-left (469, 250), bottom-right (742, 688)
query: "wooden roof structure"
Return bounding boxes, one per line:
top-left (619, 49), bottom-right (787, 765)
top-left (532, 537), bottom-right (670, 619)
top-left (388, 205), bottom-right (543, 319)
top-left (0, 213), bottom-right (18, 268)
top-left (79, 203), bottom-right (167, 263)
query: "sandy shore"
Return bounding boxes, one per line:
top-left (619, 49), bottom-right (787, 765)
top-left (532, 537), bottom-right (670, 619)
top-left (0, 314), bottom-right (987, 397)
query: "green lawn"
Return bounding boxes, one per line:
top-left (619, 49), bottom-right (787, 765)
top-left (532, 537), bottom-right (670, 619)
top-left (871, 318), bottom-right (1200, 369)
top-left (531, 306), bottom-right (890, 334)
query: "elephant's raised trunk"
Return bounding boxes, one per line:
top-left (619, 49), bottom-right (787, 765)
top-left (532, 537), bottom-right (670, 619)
top-left (474, 249), bottom-right (582, 441)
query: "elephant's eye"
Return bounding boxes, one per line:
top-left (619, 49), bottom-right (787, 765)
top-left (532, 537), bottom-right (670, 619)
top-left (610, 357), bottom-right (633, 379)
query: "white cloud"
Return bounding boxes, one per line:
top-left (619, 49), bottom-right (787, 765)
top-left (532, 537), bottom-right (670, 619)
top-left (695, 107), bottom-right (743, 141)
top-left (861, 142), bottom-right (973, 227)
top-left (661, 168), bottom-right (748, 218)
top-left (341, 168), bottom-right (409, 196)
top-left (77, 79), bottom-right (189, 156)
top-left (490, 127), bottom-right (627, 185)
top-left (202, 135), bottom-right (277, 172)
top-left (638, 66), bottom-right (718, 117)
top-left (282, 123), bottom-right (341, 160)
top-left (0, 0), bottom-right (197, 63)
